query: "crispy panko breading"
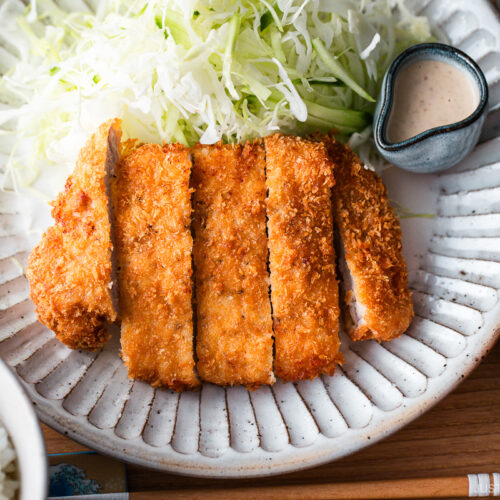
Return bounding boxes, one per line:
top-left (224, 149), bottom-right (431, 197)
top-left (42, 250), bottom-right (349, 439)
top-left (264, 134), bottom-right (342, 381)
top-left (26, 119), bottom-right (121, 350)
top-left (192, 142), bottom-right (274, 388)
top-left (113, 143), bottom-right (199, 391)
top-left (322, 135), bottom-right (414, 341)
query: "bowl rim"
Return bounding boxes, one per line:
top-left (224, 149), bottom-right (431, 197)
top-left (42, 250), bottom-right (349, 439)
top-left (0, 358), bottom-right (48, 500)
top-left (374, 42), bottom-right (489, 152)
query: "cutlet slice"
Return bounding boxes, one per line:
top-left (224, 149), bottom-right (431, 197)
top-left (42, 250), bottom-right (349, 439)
top-left (26, 119), bottom-right (121, 351)
top-left (192, 142), bottom-right (274, 388)
top-left (322, 136), bottom-right (414, 341)
top-left (264, 134), bottom-right (342, 381)
top-left (113, 143), bottom-right (199, 391)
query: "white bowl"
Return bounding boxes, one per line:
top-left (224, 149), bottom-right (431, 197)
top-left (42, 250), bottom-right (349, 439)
top-left (0, 358), bottom-right (47, 500)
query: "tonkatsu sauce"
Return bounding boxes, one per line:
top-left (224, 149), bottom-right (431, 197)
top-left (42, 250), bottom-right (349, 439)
top-left (386, 59), bottom-right (478, 143)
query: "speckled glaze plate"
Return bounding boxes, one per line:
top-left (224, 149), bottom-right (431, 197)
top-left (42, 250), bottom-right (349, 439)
top-left (1, 0), bottom-right (500, 478)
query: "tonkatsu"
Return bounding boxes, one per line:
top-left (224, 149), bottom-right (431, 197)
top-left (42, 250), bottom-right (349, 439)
top-left (192, 141), bottom-right (274, 388)
top-left (113, 143), bottom-right (199, 391)
top-left (264, 134), bottom-right (342, 381)
top-left (26, 119), bottom-right (121, 350)
top-left (322, 135), bottom-right (414, 341)
top-left (26, 120), bottom-right (413, 390)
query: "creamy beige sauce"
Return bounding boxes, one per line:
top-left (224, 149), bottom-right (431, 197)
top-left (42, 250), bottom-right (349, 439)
top-left (386, 59), bottom-right (478, 143)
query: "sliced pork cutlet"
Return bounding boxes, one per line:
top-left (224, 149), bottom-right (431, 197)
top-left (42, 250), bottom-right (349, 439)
top-left (322, 135), bottom-right (413, 341)
top-left (192, 142), bottom-right (274, 388)
top-left (26, 119), bottom-right (121, 351)
top-left (264, 134), bottom-right (342, 381)
top-left (113, 143), bottom-right (199, 391)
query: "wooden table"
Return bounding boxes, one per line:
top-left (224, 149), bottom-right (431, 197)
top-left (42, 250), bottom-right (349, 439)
top-left (43, 338), bottom-right (500, 496)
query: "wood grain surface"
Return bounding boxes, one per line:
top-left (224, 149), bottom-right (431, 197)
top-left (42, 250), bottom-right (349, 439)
top-left (42, 338), bottom-right (500, 496)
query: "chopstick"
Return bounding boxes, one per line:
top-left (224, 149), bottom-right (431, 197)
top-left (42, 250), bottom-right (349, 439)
top-left (129, 473), bottom-right (500, 499)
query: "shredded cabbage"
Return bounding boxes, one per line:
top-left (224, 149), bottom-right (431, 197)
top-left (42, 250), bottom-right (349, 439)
top-left (0, 0), bottom-right (437, 193)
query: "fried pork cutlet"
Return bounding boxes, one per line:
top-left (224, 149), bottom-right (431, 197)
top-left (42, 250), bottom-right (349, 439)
top-left (26, 119), bottom-right (121, 350)
top-left (192, 142), bottom-right (274, 388)
top-left (264, 134), bottom-right (342, 381)
top-left (113, 143), bottom-right (199, 391)
top-left (322, 136), bottom-right (413, 341)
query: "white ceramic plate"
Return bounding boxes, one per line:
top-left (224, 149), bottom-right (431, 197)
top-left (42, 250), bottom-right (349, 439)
top-left (1, 0), bottom-right (500, 478)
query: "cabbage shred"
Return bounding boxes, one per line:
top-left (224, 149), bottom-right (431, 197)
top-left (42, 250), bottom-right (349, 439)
top-left (0, 0), bottom-right (435, 189)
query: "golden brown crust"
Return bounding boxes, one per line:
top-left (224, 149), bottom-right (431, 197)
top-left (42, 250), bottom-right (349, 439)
top-left (26, 119), bottom-right (121, 351)
top-left (321, 135), bottom-right (414, 341)
top-left (265, 134), bottom-right (342, 381)
top-left (113, 143), bottom-right (199, 391)
top-left (192, 141), bottom-right (274, 388)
